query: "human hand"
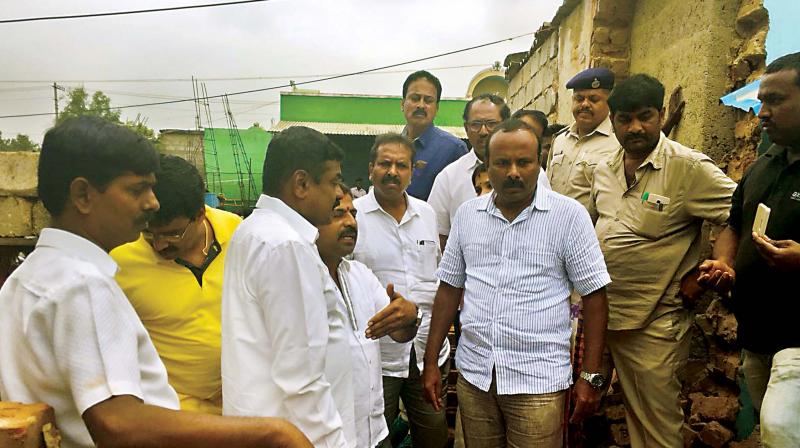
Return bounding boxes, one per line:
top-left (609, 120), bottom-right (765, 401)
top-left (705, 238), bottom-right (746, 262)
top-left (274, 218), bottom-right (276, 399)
top-left (697, 259), bottom-right (736, 294)
top-left (570, 380), bottom-right (601, 424)
top-left (365, 283), bottom-right (417, 339)
top-left (421, 364), bottom-right (444, 411)
top-left (752, 233), bottom-right (800, 271)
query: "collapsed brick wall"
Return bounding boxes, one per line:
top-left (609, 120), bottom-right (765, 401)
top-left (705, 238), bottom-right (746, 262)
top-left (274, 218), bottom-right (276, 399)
top-left (721, 0), bottom-right (769, 183)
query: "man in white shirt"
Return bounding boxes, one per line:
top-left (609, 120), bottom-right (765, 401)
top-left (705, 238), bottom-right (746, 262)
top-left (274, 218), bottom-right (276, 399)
top-left (428, 94), bottom-right (550, 249)
top-left (316, 188), bottom-right (421, 448)
top-left (422, 119), bottom-right (610, 447)
top-left (222, 126), bottom-right (356, 447)
top-left (352, 133), bottom-right (451, 448)
top-left (350, 178), bottom-right (368, 198)
top-left (0, 116), bottom-right (310, 448)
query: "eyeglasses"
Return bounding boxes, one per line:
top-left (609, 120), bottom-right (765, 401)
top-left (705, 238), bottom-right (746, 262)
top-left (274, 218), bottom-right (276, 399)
top-left (466, 120), bottom-right (500, 132)
top-left (141, 220), bottom-right (192, 244)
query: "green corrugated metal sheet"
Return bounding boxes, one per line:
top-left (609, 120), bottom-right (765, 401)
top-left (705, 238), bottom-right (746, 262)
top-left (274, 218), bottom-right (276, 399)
top-left (203, 126), bottom-right (270, 207)
top-left (280, 92), bottom-right (468, 127)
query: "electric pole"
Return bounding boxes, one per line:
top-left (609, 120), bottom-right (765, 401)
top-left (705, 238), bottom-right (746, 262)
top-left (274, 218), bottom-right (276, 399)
top-left (52, 82), bottom-right (64, 121)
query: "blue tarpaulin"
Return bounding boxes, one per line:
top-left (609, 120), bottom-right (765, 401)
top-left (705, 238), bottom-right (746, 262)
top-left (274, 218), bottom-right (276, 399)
top-left (721, 79), bottom-right (762, 113)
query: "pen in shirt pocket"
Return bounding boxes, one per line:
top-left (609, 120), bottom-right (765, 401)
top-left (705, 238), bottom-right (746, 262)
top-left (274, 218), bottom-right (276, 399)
top-left (417, 239), bottom-right (436, 246)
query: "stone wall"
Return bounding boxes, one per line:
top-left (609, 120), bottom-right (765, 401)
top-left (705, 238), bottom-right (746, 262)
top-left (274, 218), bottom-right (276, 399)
top-left (0, 152), bottom-right (48, 239)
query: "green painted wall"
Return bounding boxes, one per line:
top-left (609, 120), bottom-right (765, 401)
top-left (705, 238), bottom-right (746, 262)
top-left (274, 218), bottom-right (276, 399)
top-left (280, 94), bottom-right (468, 126)
top-left (203, 126), bottom-right (270, 208)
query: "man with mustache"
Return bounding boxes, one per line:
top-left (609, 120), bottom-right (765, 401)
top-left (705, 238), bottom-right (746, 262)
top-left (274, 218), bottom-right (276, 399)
top-left (111, 154), bottom-right (241, 415)
top-left (428, 94), bottom-right (551, 249)
top-left (401, 70), bottom-right (468, 201)
top-left (698, 52), bottom-right (800, 447)
top-left (317, 188), bottom-right (420, 448)
top-left (221, 126), bottom-right (356, 447)
top-left (423, 119), bottom-right (610, 447)
top-left (588, 74), bottom-right (736, 448)
top-left (352, 133), bottom-right (451, 448)
top-left (547, 67), bottom-right (619, 211)
top-left (0, 116), bottom-right (311, 448)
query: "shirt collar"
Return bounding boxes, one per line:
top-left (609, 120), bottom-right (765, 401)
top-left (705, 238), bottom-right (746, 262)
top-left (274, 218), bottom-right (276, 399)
top-left (763, 143), bottom-right (796, 166)
top-left (204, 205), bottom-right (235, 244)
top-left (254, 194), bottom-right (319, 243)
top-left (476, 185), bottom-right (552, 215)
top-left (359, 188), bottom-right (420, 218)
top-left (568, 115), bottom-right (614, 139)
top-left (605, 133), bottom-right (666, 171)
top-left (640, 133), bottom-right (667, 170)
top-left (36, 228), bottom-right (118, 277)
top-left (403, 124), bottom-right (436, 147)
top-left (465, 149), bottom-right (481, 171)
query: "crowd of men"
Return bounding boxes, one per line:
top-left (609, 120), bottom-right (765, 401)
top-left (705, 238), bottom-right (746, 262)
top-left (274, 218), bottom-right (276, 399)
top-left (0, 52), bottom-right (798, 448)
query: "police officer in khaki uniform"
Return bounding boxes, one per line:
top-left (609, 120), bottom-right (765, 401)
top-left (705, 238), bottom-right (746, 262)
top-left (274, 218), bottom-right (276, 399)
top-left (547, 67), bottom-right (620, 211)
top-left (589, 74), bottom-right (736, 448)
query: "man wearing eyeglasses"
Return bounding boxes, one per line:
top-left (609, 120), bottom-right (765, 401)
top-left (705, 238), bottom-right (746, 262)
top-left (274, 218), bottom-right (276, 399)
top-left (401, 70), bottom-right (468, 201)
top-left (111, 154), bottom-right (242, 415)
top-left (428, 94), bottom-right (551, 249)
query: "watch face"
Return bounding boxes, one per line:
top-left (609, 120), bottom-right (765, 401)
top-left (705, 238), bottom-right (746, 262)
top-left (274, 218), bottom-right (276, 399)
top-left (591, 375), bottom-right (604, 387)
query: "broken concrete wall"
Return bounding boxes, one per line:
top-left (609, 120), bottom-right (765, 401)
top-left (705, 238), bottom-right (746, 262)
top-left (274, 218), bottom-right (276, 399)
top-left (628, 0), bottom-right (740, 163)
top-left (724, 0), bottom-right (769, 182)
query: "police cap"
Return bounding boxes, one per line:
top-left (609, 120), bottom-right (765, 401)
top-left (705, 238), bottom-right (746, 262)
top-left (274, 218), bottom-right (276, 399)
top-left (565, 67), bottom-right (615, 90)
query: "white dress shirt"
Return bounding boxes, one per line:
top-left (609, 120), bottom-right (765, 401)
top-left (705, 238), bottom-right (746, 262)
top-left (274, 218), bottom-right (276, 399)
top-left (0, 229), bottom-right (179, 448)
top-left (336, 259), bottom-right (391, 448)
top-left (427, 149), bottom-right (552, 236)
top-left (437, 189), bottom-right (611, 395)
top-left (221, 195), bottom-right (356, 448)
top-left (352, 190), bottom-right (451, 377)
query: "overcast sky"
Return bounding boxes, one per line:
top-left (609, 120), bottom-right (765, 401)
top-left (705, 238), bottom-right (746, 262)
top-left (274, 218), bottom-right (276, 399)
top-left (0, 0), bottom-right (561, 142)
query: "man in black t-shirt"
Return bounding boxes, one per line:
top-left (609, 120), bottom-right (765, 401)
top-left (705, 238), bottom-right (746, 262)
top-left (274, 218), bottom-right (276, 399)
top-left (699, 52), bottom-right (800, 447)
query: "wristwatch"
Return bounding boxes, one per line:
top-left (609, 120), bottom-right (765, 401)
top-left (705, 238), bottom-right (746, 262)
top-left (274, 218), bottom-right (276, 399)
top-left (413, 305), bottom-right (423, 328)
top-left (580, 371), bottom-right (607, 390)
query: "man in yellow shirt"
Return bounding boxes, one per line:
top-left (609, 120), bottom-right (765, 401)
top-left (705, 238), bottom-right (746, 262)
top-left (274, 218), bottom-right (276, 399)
top-left (111, 154), bottom-right (241, 414)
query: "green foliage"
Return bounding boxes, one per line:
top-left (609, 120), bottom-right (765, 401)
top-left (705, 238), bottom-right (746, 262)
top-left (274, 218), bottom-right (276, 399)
top-left (56, 87), bottom-right (152, 141)
top-left (57, 87), bottom-right (121, 125)
top-left (0, 131), bottom-right (40, 152)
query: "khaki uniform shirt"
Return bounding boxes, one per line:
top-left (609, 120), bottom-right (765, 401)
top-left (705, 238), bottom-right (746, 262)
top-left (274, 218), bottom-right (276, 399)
top-left (547, 116), bottom-right (619, 211)
top-left (590, 133), bottom-right (736, 330)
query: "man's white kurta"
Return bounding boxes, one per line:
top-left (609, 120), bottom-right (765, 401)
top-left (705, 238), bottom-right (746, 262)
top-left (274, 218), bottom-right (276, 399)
top-left (221, 195), bottom-right (355, 448)
top-left (336, 259), bottom-right (391, 447)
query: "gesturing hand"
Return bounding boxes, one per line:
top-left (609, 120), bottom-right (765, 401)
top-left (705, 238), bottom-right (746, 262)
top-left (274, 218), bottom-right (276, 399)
top-left (365, 283), bottom-right (417, 340)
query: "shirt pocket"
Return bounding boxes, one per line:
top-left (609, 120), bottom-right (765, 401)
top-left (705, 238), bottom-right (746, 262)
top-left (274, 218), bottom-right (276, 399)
top-left (412, 241), bottom-right (440, 284)
top-left (550, 153), bottom-right (565, 170)
top-left (630, 202), bottom-right (669, 239)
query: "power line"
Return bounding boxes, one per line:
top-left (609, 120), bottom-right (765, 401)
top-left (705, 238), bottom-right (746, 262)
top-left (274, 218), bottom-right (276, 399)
top-left (0, 0), bottom-right (271, 24)
top-left (0, 32), bottom-right (531, 120)
top-left (0, 64), bottom-right (490, 84)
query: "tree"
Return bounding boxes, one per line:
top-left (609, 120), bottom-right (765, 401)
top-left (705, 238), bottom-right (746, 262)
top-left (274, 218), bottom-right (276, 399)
top-left (56, 87), bottom-right (153, 142)
top-left (0, 131), bottom-right (40, 152)
top-left (57, 87), bottom-right (120, 125)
